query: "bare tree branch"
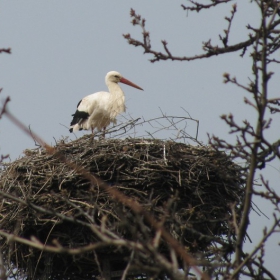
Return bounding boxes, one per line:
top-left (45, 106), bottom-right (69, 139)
top-left (181, 0), bottom-right (232, 12)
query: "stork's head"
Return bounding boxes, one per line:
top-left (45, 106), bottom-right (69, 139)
top-left (105, 71), bottom-right (143, 90)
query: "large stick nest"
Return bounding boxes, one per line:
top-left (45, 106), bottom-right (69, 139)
top-left (0, 136), bottom-right (245, 279)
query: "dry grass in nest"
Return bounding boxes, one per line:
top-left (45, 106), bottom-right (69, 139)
top-left (0, 135), bottom-right (245, 279)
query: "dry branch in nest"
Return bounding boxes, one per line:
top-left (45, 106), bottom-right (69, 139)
top-left (0, 135), bottom-right (245, 279)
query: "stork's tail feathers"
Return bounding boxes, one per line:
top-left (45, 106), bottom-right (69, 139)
top-left (69, 110), bottom-right (89, 133)
top-left (69, 124), bottom-right (83, 133)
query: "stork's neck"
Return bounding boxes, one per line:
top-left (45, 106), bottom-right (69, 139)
top-left (106, 81), bottom-right (126, 117)
top-left (107, 81), bottom-right (124, 98)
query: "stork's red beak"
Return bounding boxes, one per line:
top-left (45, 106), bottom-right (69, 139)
top-left (120, 77), bottom-right (143, 91)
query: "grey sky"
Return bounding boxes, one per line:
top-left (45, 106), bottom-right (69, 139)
top-left (0, 1), bottom-right (279, 278)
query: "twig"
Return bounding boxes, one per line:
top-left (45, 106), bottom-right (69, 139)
top-left (230, 215), bottom-right (280, 279)
top-left (121, 250), bottom-right (134, 280)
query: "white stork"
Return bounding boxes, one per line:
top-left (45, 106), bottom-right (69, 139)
top-left (69, 71), bottom-right (143, 136)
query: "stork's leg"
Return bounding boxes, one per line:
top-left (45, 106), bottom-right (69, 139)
top-left (91, 127), bottom-right (95, 139)
top-left (102, 127), bottom-right (106, 138)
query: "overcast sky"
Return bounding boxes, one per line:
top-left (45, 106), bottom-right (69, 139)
top-left (0, 1), bottom-right (279, 278)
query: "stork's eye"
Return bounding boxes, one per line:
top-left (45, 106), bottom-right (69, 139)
top-left (114, 75), bottom-right (119, 78)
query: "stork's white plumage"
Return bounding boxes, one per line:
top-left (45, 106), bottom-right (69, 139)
top-left (69, 71), bottom-right (143, 136)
